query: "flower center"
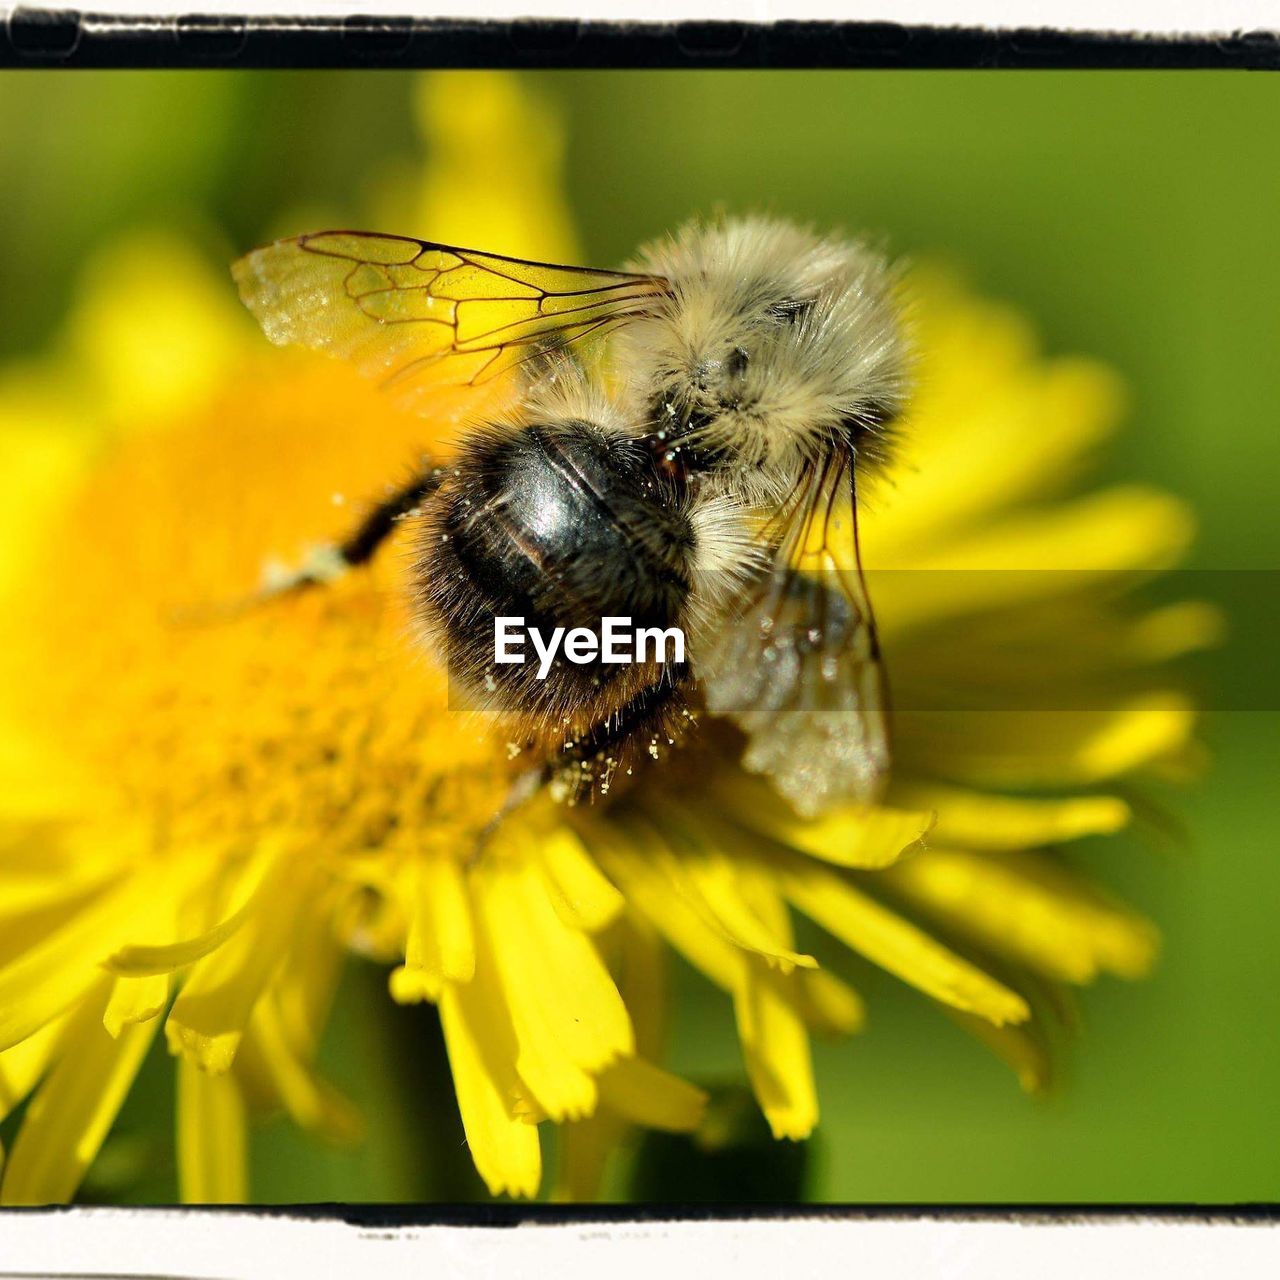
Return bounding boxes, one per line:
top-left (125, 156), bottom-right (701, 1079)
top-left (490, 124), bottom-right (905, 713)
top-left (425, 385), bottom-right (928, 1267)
top-left (1, 359), bottom-right (513, 864)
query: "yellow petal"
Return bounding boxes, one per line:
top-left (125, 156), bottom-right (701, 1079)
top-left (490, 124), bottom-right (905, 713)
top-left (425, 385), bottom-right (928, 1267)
top-left (944, 1006), bottom-right (1054, 1094)
top-left (106, 845), bottom-right (280, 977)
top-left (734, 955), bottom-right (817, 1141)
top-left (398, 849), bottom-right (475, 995)
top-left (619, 811), bottom-right (816, 973)
top-left (1126, 601), bottom-right (1225, 662)
top-left (108, 911), bottom-right (253, 979)
top-left (0, 1016), bottom-right (62, 1123)
top-left (872, 488), bottom-right (1195, 638)
top-left (589, 825), bottom-right (743, 993)
top-left (478, 858), bottom-right (632, 1120)
top-left (553, 1115), bottom-right (623, 1204)
top-left (437, 944), bottom-right (542, 1198)
top-left (104, 890), bottom-right (178, 1036)
top-left (165, 857), bottom-right (316, 1073)
top-left (389, 964), bottom-right (442, 1004)
top-left (781, 861), bottom-right (1030, 1025)
top-left (1068, 696), bottom-right (1199, 780)
top-left (791, 968), bottom-right (866, 1037)
top-left (895, 485), bottom-right (1191, 575)
top-left (885, 594), bottom-right (1220, 708)
top-left (272, 893), bottom-right (345, 1053)
top-left (539, 826), bottom-right (625, 933)
top-left (896, 693), bottom-right (1196, 788)
top-left (711, 775), bottom-right (934, 870)
top-left (103, 973), bottom-right (170, 1039)
top-left (667, 847), bottom-right (816, 974)
top-left (893, 783), bottom-right (1131, 850)
top-left (177, 1056), bottom-right (248, 1203)
top-left (552, 923), bottom-right (682, 1202)
top-left (234, 1001), bottom-right (363, 1145)
top-left (896, 366), bottom-right (1126, 555)
top-left (597, 1056), bottom-right (707, 1133)
top-left (0, 725), bottom-right (112, 828)
top-left (0, 874), bottom-right (156, 1053)
top-left (0, 978), bottom-right (157, 1205)
top-left (0, 413), bottom-right (93, 602)
top-left (730, 870), bottom-right (818, 1139)
top-left (867, 323), bottom-right (1126, 563)
top-left (408, 72), bottom-right (581, 264)
top-left (64, 232), bottom-right (249, 429)
top-left (611, 916), bottom-right (668, 1056)
top-left (0, 858), bottom-right (117, 929)
top-left (886, 847), bottom-right (1159, 983)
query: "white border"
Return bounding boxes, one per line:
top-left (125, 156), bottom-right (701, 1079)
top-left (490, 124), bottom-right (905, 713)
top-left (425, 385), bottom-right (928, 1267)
top-left (0, 1210), bottom-right (1277, 1278)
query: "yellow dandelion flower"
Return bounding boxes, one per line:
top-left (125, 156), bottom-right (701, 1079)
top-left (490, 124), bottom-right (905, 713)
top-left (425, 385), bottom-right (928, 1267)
top-left (0, 73), bottom-right (1207, 1205)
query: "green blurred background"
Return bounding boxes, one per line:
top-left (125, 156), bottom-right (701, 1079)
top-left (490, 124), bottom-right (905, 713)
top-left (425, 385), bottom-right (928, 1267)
top-left (0, 70), bottom-right (1276, 1204)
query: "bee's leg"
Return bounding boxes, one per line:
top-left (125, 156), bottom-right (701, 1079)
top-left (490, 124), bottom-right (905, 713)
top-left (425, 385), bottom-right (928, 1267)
top-left (478, 764), bottom-right (549, 840)
top-left (556, 663), bottom-right (693, 774)
top-left (256, 463), bottom-right (449, 601)
top-left (172, 464), bottom-right (449, 626)
top-left (464, 667), bottom-right (694, 869)
top-left (333, 465), bottom-right (450, 570)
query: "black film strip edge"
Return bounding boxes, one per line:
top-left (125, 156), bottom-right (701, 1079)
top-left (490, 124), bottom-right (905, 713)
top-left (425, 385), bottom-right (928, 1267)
top-left (2, 9), bottom-right (1279, 69)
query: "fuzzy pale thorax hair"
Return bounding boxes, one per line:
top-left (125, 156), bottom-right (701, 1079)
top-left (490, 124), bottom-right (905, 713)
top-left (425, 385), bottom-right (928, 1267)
top-left (620, 216), bottom-right (909, 501)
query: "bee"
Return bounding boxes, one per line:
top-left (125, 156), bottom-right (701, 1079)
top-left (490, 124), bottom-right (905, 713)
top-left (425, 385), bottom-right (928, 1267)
top-left (232, 216), bottom-right (909, 818)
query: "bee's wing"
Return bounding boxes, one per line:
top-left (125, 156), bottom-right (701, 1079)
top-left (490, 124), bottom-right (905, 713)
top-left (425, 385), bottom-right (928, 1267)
top-left (697, 457), bottom-right (890, 818)
top-left (232, 231), bottom-right (669, 413)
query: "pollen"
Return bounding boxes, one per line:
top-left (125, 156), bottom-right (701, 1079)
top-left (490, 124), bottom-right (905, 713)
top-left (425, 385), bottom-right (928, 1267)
top-left (4, 357), bottom-right (512, 866)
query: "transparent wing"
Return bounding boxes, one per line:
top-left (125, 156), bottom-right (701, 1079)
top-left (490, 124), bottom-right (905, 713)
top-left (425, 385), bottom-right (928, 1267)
top-left (232, 231), bottom-right (669, 414)
top-left (698, 457), bottom-right (891, 818)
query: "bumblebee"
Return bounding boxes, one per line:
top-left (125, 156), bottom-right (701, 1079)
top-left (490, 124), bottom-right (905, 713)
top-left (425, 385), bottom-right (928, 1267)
top-left (233, 216), bottom-right (909, 817)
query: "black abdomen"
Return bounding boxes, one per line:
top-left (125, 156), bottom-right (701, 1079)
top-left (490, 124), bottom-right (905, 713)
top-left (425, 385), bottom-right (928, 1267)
top-left (416, 416), bottom-right (696, 743)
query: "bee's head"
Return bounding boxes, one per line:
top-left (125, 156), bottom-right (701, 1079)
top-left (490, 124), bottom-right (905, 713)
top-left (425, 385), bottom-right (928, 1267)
top-left (622, 216), bottom-right (910, 499)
